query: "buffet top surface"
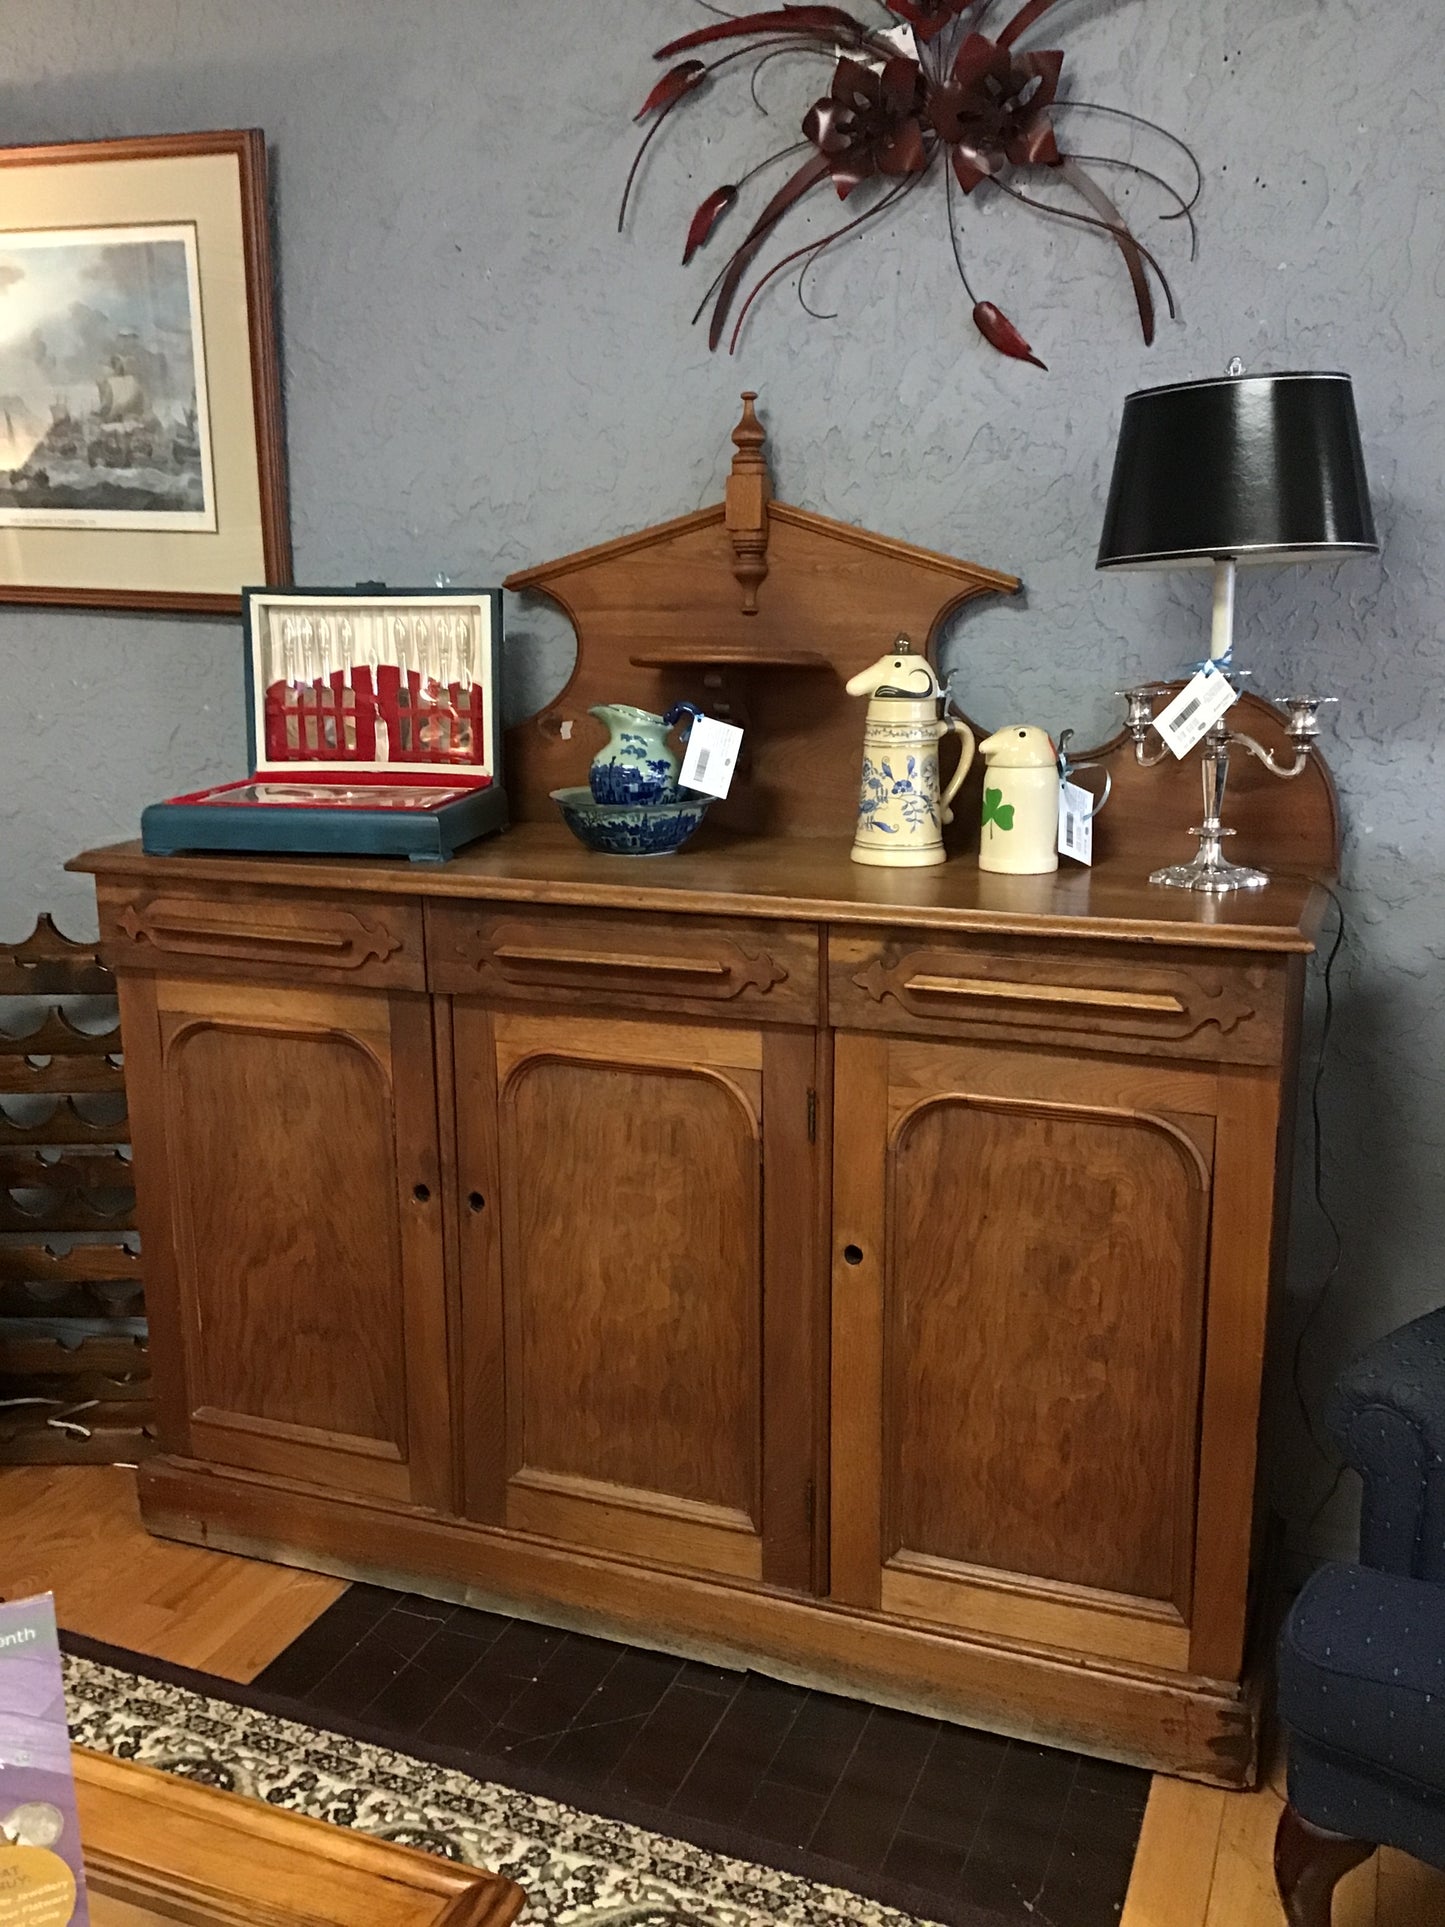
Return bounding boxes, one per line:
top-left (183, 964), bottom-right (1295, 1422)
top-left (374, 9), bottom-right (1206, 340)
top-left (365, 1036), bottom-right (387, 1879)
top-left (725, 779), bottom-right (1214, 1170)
top-left (74, 824), bottom-right (1328, 954)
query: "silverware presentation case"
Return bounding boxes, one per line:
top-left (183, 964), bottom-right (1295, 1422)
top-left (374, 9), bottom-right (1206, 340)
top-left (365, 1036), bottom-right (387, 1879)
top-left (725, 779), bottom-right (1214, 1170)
top-left (142, 585), bottom-right (509, 862)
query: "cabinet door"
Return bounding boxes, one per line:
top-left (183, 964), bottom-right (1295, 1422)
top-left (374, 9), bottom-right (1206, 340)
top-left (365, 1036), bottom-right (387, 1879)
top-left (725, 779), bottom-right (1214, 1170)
top-left (131, 976), bottom-right (451, 1508)
top-left (455, 1005), bottom-right (821, 1591)
top-left (831, 1032), bottom-right (1230, 1671)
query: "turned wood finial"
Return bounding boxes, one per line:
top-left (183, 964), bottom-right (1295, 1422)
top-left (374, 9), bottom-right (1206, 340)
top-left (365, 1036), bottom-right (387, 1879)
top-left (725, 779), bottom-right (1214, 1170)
top-left (726, 391), bottom-right (772, 616)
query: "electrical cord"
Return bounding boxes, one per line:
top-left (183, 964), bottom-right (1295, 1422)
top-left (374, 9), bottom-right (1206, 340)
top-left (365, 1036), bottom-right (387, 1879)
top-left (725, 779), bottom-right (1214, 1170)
top-left (1290, 879), bottom-right (1350, 1531)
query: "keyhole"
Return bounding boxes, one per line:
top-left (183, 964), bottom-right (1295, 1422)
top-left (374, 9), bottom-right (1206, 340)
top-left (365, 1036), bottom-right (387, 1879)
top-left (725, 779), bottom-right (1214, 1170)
top-left (843, 1244), bottom-right (864, 1267)
top-left (468, 1191), bottom-right (486, 1214)
top-left (413, 1183), bottom-right (431, 1204)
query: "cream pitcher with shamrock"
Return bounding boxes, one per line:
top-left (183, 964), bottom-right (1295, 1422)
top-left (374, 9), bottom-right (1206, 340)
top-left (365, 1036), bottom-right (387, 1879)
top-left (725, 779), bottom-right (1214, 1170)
top-left (978, 725), bottom-right (1113, 872)
top-left (846, 636), bottom-right (975, 868)
top-left (978, 725), bottom-right (1061, 874)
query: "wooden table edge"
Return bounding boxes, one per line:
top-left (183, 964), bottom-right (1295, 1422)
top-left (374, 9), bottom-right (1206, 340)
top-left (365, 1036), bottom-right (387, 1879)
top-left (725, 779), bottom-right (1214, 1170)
top-left (74, 1748), bottom-right (525, 1927)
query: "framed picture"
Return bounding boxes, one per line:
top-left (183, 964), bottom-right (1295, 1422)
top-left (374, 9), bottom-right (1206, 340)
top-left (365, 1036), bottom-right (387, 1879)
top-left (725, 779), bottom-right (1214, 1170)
top-left (0, 130), bottom-right (290, 612)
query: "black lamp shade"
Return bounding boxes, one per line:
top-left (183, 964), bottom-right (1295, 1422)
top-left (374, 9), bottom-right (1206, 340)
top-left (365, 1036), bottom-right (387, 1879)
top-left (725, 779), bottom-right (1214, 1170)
top-left (1097, 372), bottom-right (1378, 570)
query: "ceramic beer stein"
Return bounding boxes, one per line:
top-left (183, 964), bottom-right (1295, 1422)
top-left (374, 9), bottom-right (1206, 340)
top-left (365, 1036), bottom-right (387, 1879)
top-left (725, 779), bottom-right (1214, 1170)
top-left (846, 637), bottom-right (975, 868)
top-left (978, 725), bottom-right (1061, 874)
top-left (587, 702), bottom-right (702, 805)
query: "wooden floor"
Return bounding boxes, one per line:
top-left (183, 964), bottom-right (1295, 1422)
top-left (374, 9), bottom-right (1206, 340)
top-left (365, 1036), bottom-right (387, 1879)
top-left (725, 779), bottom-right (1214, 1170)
top-left (1122, 1749), bottom-right (1445, 1927)
top-left (0, 1464), bottom-right (345, 1682)
top-left (4, 1463), bottom-right (1444, 1924)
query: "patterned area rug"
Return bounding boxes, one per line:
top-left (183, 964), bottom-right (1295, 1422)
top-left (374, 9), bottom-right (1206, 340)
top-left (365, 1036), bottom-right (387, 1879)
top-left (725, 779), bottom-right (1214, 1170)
top-left (64, 1651), bottom-right (956, 1927)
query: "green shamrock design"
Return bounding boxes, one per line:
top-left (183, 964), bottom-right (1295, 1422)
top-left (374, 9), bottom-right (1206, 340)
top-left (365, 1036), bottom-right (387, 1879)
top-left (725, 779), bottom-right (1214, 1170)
top-left (982, 787), bottom-right (1015, 835)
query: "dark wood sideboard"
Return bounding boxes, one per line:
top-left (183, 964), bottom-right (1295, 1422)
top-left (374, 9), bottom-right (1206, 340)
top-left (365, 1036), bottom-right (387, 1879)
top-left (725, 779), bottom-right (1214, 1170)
top-left (71, 400), bottom-right (1338, 1786)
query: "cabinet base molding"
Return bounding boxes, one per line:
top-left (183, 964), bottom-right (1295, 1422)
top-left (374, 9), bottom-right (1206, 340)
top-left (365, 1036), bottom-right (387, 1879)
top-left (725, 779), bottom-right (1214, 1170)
top-left (138, 1455), bottom-right (1260, 1788)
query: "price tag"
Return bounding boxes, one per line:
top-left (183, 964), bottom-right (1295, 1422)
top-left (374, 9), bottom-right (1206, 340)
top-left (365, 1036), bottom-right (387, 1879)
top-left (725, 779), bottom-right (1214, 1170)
top-left (678, 715), bottom-right (743, 799)
top-left (1058, 780), bottom-right (1095, 865)
top-left (1153, 664), bottom-right (1239, 759)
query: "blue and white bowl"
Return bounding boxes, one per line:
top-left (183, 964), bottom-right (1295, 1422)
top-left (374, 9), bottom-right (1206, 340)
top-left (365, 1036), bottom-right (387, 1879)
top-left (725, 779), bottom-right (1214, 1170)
top-left (551, 786), bottom-right (711, 857)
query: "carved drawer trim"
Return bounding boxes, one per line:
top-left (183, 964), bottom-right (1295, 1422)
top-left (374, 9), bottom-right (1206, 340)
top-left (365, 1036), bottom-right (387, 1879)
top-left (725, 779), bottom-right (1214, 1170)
top-left (429, 905), bottom-right (817, 1023)
top-left (101, 890), bottom-right (424, 990)
top-left (879, 970), bottom-right (1189, 1018)
top-left (117, 898), bottom-right (399, 968)
top-left (483, 925), bottom-right (787, 1001)
top-left (832, 931), bottom-right (1284, 1064)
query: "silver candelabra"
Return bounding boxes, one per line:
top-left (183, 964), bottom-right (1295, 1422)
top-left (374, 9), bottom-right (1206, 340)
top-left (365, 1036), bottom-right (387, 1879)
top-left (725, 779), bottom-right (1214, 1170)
top-left (1118, 680), bottom-right (1335, 892)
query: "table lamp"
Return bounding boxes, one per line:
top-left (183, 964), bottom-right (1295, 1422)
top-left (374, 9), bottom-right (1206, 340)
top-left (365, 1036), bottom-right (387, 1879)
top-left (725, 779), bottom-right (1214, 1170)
top-left (1097, 369), bottom-right (1378, 892)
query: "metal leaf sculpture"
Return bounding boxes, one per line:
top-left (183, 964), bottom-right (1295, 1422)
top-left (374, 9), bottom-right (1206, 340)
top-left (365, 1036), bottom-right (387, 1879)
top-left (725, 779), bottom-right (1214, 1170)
top-left (620, 0), bottom-right (1201, 369)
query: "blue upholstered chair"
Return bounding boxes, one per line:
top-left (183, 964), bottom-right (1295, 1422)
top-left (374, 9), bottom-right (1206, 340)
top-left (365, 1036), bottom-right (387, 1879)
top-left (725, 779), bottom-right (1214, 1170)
top-left (1274, 1306), bottom-right (1445, 1925)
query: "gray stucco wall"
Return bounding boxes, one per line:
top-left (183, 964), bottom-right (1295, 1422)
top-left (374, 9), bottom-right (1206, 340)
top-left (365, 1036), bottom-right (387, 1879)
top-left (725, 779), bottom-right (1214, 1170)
top-left (1, 1), bottom-right (1439, 1558)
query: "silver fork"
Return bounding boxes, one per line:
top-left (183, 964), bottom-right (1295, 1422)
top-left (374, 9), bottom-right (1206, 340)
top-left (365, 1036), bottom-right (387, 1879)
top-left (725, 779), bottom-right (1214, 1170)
top-left (297, 617), bottom-right (318, 752)
top-left (391, 616), bottom-right (414, 753)
top-left (278, 616), bottom-right (301, 754)
top-left (337, 616), bottom-right (358, 754)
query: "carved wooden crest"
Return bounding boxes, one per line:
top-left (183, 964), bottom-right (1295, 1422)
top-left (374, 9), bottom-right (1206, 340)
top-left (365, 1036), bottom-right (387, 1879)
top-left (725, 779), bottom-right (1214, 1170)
top-left (504, 394), bottom-right (1020, 839)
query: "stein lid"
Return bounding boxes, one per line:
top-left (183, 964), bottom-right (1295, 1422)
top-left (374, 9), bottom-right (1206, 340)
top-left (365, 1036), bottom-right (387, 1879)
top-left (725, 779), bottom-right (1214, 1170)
top-left (845, 634), bottom-right (946, 702)
top-left (979, 725), bottom-right (1058, 768)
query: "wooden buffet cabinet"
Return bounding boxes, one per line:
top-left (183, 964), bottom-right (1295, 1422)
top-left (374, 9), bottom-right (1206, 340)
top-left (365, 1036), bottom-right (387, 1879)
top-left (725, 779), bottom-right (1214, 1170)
top-left (74, 401), bottom-right (1337, 1787)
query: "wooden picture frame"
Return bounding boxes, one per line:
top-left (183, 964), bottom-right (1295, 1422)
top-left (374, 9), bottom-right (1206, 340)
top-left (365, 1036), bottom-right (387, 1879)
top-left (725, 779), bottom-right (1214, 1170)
top-left (0, 130), bottom-right (290, 613)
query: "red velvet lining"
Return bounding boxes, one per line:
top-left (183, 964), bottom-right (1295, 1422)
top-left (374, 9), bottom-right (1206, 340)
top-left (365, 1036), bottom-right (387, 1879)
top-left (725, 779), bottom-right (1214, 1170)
top-left (261, 668), bottom-right (488, 767)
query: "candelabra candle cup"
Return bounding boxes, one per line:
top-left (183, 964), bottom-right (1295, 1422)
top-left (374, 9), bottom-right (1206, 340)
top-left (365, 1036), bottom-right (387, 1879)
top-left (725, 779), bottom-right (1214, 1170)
top-left (1118, 684), bottom-right (1176, 765)
top-left (1282, 695), bottom-right (1338, 744)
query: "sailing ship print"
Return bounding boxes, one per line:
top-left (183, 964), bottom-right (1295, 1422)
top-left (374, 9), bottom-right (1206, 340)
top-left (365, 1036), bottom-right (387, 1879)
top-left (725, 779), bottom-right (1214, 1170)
top-left (0, 226), bottom-right (215, 530)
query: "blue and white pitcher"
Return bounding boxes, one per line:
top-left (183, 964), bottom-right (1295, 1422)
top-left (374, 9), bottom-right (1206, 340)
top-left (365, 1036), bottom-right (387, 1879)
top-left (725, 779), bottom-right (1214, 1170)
top-left (846, 638), bottom-right (975, 868)
top-left (588, 702), bottom-right (702, 806)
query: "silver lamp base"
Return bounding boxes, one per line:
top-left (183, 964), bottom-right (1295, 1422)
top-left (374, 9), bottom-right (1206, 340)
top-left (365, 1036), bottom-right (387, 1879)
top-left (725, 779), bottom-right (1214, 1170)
top-left (1151, 824), bottom-right (1268, 893)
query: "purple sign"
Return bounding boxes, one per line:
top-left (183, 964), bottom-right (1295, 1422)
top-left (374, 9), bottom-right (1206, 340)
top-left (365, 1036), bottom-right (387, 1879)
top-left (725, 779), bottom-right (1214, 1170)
top-left (0, 1593), bottom-right (89, 1927)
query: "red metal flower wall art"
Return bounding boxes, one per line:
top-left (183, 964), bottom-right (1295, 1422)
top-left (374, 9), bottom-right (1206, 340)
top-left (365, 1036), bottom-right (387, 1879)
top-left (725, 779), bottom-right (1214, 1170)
top-left (619, 0), bottom-right (1201, 370)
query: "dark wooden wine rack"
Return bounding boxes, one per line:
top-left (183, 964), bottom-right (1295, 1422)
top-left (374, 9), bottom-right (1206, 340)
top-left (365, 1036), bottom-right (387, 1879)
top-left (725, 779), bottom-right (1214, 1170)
top-left (0, 915), bottom-right (154, 1463)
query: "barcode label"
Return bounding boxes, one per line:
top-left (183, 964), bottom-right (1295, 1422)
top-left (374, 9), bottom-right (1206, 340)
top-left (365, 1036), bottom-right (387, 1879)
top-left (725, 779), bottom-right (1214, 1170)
top-left (1058, 779), bottom-right (1094, 865)
top-left (1154, 666), bottom-right (1238, 758)
top-left (680, 716), bottom-right (743, 798)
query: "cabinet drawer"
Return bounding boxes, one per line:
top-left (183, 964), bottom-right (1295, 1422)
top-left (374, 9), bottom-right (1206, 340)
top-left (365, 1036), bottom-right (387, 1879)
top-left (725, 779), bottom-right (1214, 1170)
top-left (829, 926), bottom-right (1287, 1064)
top-left (429, 904), bottom-right (819, 1023)
top-left (98, 883), bottom-right (425, 991)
